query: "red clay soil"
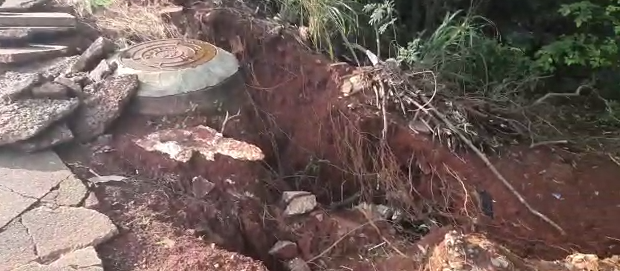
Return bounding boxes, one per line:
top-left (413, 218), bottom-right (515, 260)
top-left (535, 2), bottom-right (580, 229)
top-left (181, 6), bottom-right (620, 261)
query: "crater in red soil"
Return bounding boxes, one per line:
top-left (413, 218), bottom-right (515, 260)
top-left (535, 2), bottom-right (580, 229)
top-left (59, 4), bottom-right (620, 271)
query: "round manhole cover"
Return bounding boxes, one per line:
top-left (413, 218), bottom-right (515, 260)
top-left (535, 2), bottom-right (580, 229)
top-left (119, 39), bottom-right (218, 71)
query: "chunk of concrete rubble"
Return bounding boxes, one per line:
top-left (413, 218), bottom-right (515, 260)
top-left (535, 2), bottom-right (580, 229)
top-left (0, 221), bottom-right (37, 271)
top-left (69, 75), bottom-right (139, 142)
top-left (20, 206), bottom-right (118, 260)
top-left (30, 82), bottom-right (70, 99)
top-left (0, 98), bottom-right (79, 146)
top-left (54, 76), bottom-right (83, 96)
top-left (0, 44), bottom-right (68, 64)
top-left (70, 37), bottom-right (116, 73)
top-left (134, 125), bottom-right (264, 163)
top-left (286, 258), bottom-right (311, 271)
top-left (0, 71), bottom-right (41, 102)
top-left (0, 151), bottom-right (74, 228)
top-left (13, 246), bottom-right (103, 271)
top-left (0, 12), bottom-right (76, 27)
top-left (41, 176), bottom-right (88, 207)
top-left (282, 191), bottom-right (317, 216)
top-left (88, 60), bottom-right (117, 82)
top-left (8, 122), bottom-right (74, 152)
top-left (268, 240), bottom-right (298, 260)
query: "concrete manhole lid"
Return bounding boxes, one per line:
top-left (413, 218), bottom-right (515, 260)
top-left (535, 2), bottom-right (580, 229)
top-left (113, 38), bottom-right (240, 98)
top-left (118, 39), bottom-right (218, 71)
top-left (113, 38), bottom-right (244, 116)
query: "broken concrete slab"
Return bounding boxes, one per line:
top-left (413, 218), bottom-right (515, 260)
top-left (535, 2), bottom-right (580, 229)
top-left (69, 75), bottom-right (139, 142)
top-left (8, 123), bottom-right (74, 153)
top-left (20, 206), bottom-right (118, 260)
top-left (0, 27), bottom-right (74, 44)
top-left (0, 71), bottom-right (41, 102)
top-left (0, 44), bottom-right (68, 64)
top-left (0, 12), bottom-right (76, 27)
top-left (13, 246), bottom-right (104, 271)
top-left (0, 150), bottom-right (75, 198)
top-left (0, 0), bottom-right (51, 12)
top-left (41, 176), bottom-right (88, 207)
top-left (0, 98), bottom-right (79, 146)
top-left (0, 188), bottom-right (36, 229)
top-left (70, 37), bottom-right (116, 73)
top-left (31, 82), bottom-right (70, 99)
top-left (0, 221), bottom-right (37, 271)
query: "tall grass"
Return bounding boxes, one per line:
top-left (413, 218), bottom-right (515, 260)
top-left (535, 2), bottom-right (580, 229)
top-left (397, 11), bottom-right (541, 101)
top-left (274, 0), bottom-right (362, 60)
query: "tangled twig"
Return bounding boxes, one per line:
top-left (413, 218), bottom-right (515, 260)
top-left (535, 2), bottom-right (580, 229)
top-left (220, 109), bottom-right (242, 134)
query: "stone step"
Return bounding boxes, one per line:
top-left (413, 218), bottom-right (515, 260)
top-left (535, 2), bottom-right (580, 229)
top-left (0, 12), bottom-right (75, 27)
top-left (0, 26), bottom-right (74, 43)
top-left (0, 44), bottom-right (67, 64)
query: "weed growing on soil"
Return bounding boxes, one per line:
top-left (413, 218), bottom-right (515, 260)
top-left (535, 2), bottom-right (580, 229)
top-left (274, 0), bottom-right (362, 60)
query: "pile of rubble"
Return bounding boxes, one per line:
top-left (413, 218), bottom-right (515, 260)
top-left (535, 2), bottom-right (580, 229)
top-left (0, 34), bottom-right (139, 152)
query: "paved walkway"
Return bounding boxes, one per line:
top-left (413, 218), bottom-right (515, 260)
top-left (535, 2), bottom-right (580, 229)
top-left (0, 150), bottom-right (117, 271)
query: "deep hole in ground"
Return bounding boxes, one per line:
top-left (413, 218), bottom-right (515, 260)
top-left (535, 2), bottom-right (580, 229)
top-left (57, 5), bottom-right (620, 271)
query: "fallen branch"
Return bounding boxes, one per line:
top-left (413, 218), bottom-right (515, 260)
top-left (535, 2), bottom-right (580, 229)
top-left (532, 85), bottom-right (590, 105)
top-left (418, 95), bottom-right (567, 235)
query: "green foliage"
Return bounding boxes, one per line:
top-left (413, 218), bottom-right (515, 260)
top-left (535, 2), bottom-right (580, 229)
top-left (534, 0), bottom-right (620, 73)
top-left (397, 11), bottom-right (540, 100)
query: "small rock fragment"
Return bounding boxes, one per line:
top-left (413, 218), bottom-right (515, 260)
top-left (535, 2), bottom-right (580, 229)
top-left (70, 37), bottom-right (116, 73)
top-left (30, 81), bottom-right (70, 99)
top-left (88, 59), bottom-right (117, 82)
top-left (192, 176), bottom-right (215, 198)
top-left (286, 258), bottom-right (311, 271)
top-left (88, 175), bottom-right (129, 185)
top-left (69, 75), bottom-right (139, 142)
top-left (282, 191), bottom-right (317, 216)
top-left (0, 98), bottom-right (79, 146)
top-left (82, 192), bottom-right (100, 209)
top-left (8, 122), bottom-right (74, 152)
top-left (268, 240), bottom-right (298, 260)
top-left (20, 206), bottom-right (118, 261)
